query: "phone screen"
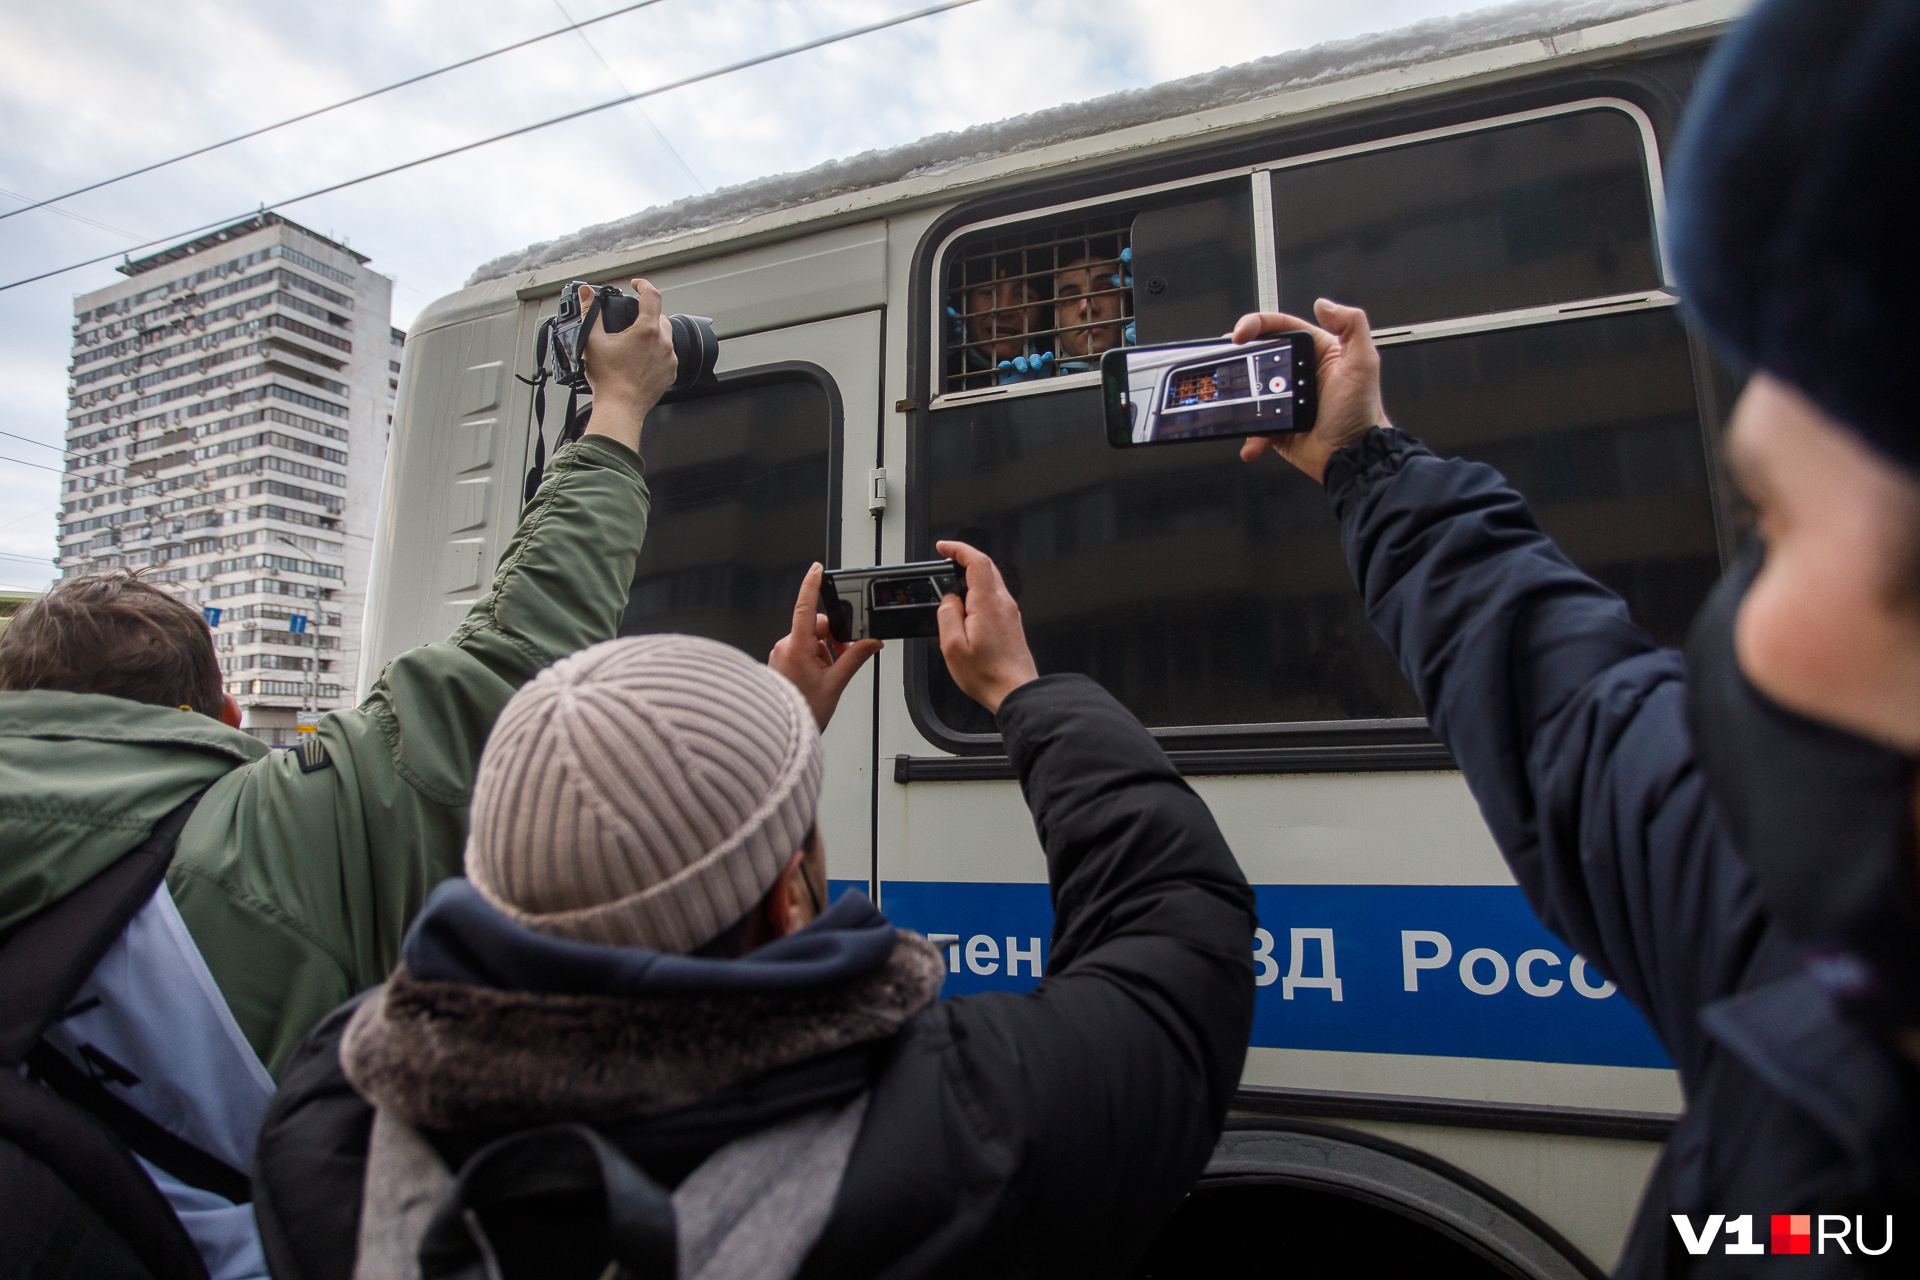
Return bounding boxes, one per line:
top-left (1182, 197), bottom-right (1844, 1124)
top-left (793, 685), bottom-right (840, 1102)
top-left (1101, 333), bottom-right (1314, 446)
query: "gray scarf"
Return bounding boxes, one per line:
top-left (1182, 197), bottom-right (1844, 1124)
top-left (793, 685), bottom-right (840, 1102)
top-left (342, 929), bottom-right (944, 1279)
top-left (353, 1095), bottom-right (871, 1280)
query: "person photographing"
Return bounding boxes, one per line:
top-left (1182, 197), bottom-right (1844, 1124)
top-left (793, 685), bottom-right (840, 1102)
top-left (0, 279), bottom-right (675, 1278)
top-left (248, 539), bottom-right (1257, 1280)
top-left (1229, 1), bottom-right (1918, 1272)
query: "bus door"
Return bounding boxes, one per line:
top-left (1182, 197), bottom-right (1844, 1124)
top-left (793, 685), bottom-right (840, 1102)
top-left (614, 307), bottom-right (884, 903)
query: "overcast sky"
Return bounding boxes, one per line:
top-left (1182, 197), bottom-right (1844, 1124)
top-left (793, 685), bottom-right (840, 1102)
top-left (0, 0), bottom-right (1495, 592)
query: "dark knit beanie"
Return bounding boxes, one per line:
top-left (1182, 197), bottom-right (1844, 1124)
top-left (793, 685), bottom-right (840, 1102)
top-left (1666, 0), bottom-right (1920, 475)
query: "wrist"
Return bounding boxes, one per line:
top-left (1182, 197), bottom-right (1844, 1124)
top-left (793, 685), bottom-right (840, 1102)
top-left (983, 671), bottom-right (1038, 715)
top-left (583, 394), bottom-right (645, 450)
top-left (1310, 420), bottom-right (1386, 485)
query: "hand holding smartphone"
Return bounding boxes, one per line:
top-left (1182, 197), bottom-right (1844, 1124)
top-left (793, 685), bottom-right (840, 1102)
top-left (1101, 332), bottom-right (1318, 447)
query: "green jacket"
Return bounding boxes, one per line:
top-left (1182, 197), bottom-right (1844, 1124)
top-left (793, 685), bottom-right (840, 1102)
top-left (0, 437), bottom-right (647, 1077)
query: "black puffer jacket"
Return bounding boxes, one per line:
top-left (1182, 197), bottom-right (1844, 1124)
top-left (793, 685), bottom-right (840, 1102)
top-left (1329, 428), bottom-right (1916, 1277)
top-left (250, 674), bottom-right (1258, 1280)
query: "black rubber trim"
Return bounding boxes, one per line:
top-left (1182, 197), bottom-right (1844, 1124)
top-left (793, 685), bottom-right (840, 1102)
top-left (896, 739), bottom-right (1455, 782)
top-left (1210, 1117), bottom-right (1611, 1280)
top-left (27, 1043), bottom-right (254, 1205)
top-left (1232, 1085), bottom-right (1677, 1142)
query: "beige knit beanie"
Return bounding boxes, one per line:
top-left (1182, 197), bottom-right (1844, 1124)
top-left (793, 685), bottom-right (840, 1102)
top-left (464, 633), bottom-right (823, 954)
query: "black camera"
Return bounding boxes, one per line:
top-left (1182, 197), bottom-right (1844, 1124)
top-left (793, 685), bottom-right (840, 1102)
top-left (545, 281), bottom-right (720, 397)
top-left (820, 560), bottom-right (967, 643)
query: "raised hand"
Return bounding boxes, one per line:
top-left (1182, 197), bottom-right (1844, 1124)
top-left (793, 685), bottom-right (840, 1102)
top-left (580, 277), bottom-right (677, 453)
top-left (767, 562), bottom-right (883, 729)
top-left (934, 540), bottom-right (1038, 715)
top-left (1234, 298), bottom-right (1390, 484)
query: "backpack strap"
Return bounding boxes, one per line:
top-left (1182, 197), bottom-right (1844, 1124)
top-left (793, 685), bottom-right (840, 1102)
top-left (0, 1068), bottom-right (211, 1280)
top-left (25, 1040), bottom-right (253, 1204)
top-left (0, 790), bottom-right (253, 1202)
top-left (0, 793), bottom-right (203, 1067)
top-left (416, 1123), bottom-right (676, 1280)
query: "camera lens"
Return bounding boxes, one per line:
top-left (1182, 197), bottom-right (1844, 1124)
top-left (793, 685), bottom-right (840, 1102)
top-left (668, 314), bottom-right (719, 390)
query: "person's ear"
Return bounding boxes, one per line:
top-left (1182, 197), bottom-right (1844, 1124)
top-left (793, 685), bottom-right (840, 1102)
top-left (220, 694), bottom-right (242, 728)
top-left (764, 847), bottom-right (809, 938)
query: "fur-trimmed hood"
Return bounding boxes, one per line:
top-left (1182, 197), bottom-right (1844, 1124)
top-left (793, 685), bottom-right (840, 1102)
top-left (339, 883), bottom-right (945, 1131)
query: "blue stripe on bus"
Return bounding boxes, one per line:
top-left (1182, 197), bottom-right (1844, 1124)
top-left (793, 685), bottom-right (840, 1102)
top-left (879, 880), bottom-right (1671, 1070)
top-left (827, 879), bottom-right (868, 904)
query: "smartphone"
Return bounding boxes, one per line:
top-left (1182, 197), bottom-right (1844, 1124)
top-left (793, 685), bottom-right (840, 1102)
top-left (820, 560), bottom-right (966, 643)
top-left (1101, 333), bottom-right (1317, 447)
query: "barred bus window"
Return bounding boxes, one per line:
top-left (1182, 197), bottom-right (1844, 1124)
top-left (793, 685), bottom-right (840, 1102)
top-left (618, 376), bottom-right (836, 657)
top-left (943, 213), bottom-right (1136, 393)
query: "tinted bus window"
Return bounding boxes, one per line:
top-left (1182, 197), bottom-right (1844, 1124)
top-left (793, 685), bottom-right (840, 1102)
top-left (619, 377), bottom-right (834, 657)
top-left (1271, 108), bottom-right (1661, 327)
top-left (920, 309), bottom-right (1711, 736)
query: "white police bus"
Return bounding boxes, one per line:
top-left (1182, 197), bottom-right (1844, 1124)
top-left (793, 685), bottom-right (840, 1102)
top-left (366, 3), bottom-right (1749, 1273)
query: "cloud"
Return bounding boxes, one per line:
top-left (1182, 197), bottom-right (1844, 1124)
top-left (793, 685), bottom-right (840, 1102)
top-left (0, 0), bottom-right (1504, 591)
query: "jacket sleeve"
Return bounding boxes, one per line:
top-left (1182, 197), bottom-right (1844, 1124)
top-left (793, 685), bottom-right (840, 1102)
top-left (943, 674), bottom-right (1258, 1270)
top-left (170, 437), bottom-right (649, 1076)
top-left (1328, 427), bottom-right (1765, 1073)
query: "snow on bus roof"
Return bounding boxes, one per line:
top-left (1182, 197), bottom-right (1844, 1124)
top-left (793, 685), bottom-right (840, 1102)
top-left (468, 0), bottom-right (1688, 286)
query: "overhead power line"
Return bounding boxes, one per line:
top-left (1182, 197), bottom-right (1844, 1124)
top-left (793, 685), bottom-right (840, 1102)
top-left (0, 0), bottom-right (672, 224)
top-left (0, 185), bottom-right (144, 240)
top-left (553, 0), bottom-right (707, 194)
top-left (1, 0), bottom-right (987, 294)
top-left (0, 428), bottom-right (78, 455)
top-left (0, 454), bottom-right (67, 475)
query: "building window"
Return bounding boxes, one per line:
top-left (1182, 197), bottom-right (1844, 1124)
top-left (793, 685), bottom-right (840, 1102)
top-left (618, 370), bottom-right (839, 658)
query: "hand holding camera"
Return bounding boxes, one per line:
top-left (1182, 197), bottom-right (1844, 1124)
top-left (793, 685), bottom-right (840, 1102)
top-left (569, 278), bottom-right (676, 453)
top-left (768, 563), bottom-right (884, 730)
top-left (1234, 298), bottom-right (1390, 484)
top-left (935, 540), bottom-right (1037, 715)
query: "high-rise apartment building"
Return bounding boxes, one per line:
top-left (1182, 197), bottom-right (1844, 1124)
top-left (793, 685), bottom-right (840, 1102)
top-left (59, 213), bottom-right (395, 745)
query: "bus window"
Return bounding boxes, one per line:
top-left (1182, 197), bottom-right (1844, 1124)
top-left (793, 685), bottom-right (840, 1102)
top-left (918, 309), bottom-right (1708, 739)
top-left (922, 384), bottom-right (1415, 736)
top-left (618, 373), bottom-right (836, 658)
top-left (939, 181), bottom-right (1258, 395)
top-left (1128, 182), bottom-right (1259, 345)
top-left (919, 103), bottom-right (1708, 748)
top-left (1270, 107), bottom-right (1661, 327)
top-left (1381, 308), bottom-right (1718, 645)
top-left (944, 212), bottom-right (1135, 394)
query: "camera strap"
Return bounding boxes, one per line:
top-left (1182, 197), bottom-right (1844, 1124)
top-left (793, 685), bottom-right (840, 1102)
top-left (518, 319), bottom-right (554, 511)
top-left (519, 298), bottom-right (601, 510)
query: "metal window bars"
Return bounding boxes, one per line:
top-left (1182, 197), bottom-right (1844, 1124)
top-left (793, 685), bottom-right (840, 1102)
top-left (943, 213), bottom-right (1136, 393)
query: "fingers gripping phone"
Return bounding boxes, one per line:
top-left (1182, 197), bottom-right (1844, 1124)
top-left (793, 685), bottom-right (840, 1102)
top-left (820, 561), bottom-right (965, 642)
top-left (1101, 332), bottom-right (1317, 446)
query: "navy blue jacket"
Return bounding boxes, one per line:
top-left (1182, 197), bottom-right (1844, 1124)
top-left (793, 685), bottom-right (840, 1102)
top-left (1329, 428), bottom-right (1915, 1276)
